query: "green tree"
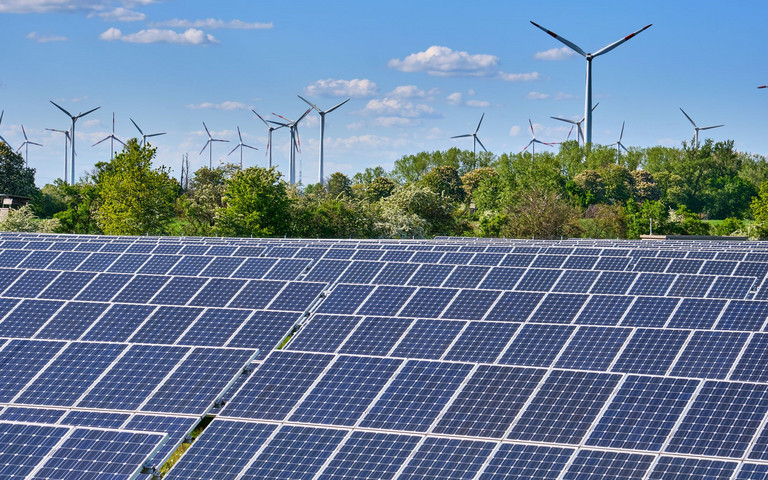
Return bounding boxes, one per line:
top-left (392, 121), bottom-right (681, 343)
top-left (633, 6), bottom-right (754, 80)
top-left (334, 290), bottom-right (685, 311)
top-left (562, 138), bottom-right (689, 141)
top-left (97, 139), bottom-right (179, 235)
top-left (0, 142), bottom-right (38, 198)
top-left (376, 184), bottom-right (464, 238)
top-left (215, 167), bottom-right (292, 237)
top-left (177, 164), bottom-right (239, 235)
top-left (500, 188), bottom-right (582, 239)
top-left (352, 166), bottom-right (387, 186)
top-left (33, 181), bottom-right (69, 218)
top-left (625, 199), bottom-right (669, 239)
top-left (420, 165), bottom-right (465, 203)
top-left (0, 205), bottom-right (58, 232)
top-left (364, 176), bottom-right (396, 203)
top-left (573, 170), bottom-right (606, 205)
top-left (327, 172), bottom-right (352, 198)
top-left (54, 181), bottom-right (102, 234)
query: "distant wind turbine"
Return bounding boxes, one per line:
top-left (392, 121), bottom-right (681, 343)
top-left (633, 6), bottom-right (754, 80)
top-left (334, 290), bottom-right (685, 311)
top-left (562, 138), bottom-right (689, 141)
top-left (252, 110), bottom-right (284, 169)
top-left (200, 122), bottom-right (229, 168)
top-left (17, 125), bottom-right (43, 167)
top-left (451, 113), bottom-right (487, 160)
top-left (130, 118), bottom-right (166, 147)
top-left (46, 128), bottom-right (72, 182)
top-left (227, 126), bottom-right (258, 168)
top-left (298, 95), bottom-right (350, 185)
top-left (522, 119), bottom-right (555, 156)
top-left (269, 109), bottom-right (311, 185)
top-left (530, 21), bottom-right (651, 145)
top-left (680, 108), bottom-right (723, 147)
top-left (608, 121), bottom-right (629, 161)
top-left (0, 111), bottom-right (8, 145)
top-left (550, 103), bottom-right (599, 146)
top-left (93, 113), bottom-right (125, 160)
top-left (50, 101), bottom-right (100, 185)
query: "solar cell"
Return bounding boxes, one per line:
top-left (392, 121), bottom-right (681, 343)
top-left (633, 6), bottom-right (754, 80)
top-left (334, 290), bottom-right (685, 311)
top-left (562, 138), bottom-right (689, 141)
top-left (231, 257), bottom-right (278, 279)
top-left (304, 259), bottom-right (351, 283)
top-left (107, 253), bottom-right (150, 273)
top-left (391, 319), bottom-right (466, 359)
top-left (670, 330), bottom-right (749, 379)
top-left (477, 444), bottom-right (573, 480)
top-left (227, 279), bottom-right (285, 309)
top-left (136, 254), bottom-right (182, 275)
top-left (59, 410), bottom-right (131, 428)
top-left (611, 328), bottom-right (690, 375)
top-left (398, 287), bottom-right (458, 318)
top-left (443, 321), bottom-right (519, 363)
top-left (17, 250), bottom-right (59, 269)
top-left (0, 407), bottom-right (65, 423)
top-left (407, 263), bottom-right (455, 287)
top-left (3, 269), bottom-right (60, 298)
top-left (529, 293), bottom-right (588, 324)
top-left (128, 306), bottom-right (203, 344)
top-left (36, 271), bottom-right (95, 300)
top-left (356, 285), bottom-right (415, 316)
top-left (224, 310), bottom-right (299, 357)
top-left (315, 283), bottom-right (374, 314)
top-left (647, 456), bottom-right (737, 479)
top-left (483, 291), bottom-right (543, 322)
top-left (286, 314), bottom-right (361, 353)
top-left (268, 281), bottom-right (326, 312)
top-left (337, 316), bottom-right (413, 356)
top-left (621, 296), bottom-right (679, 327)
top-left (0, 299), bottom-right (63, 337)
top-left (34, 301), bottom-right (109, 340)
top-left (666, 298), bottom-right (726, 328)
top-left (113, 274), bottom-right (170, 303)
top-left (555, 326), bottom-right (632, 370)
top-left (629, 272), bottom-right (675, 296)
top-left (0, 268), bottom-right (24, 293)
top-left (589, 271), bottom-right (636, 294)
top-left (336, 260), bottom-right (383, 283)
top-left (498, 323), bottom-right (575, 367)
top-left (264, 258), bottom-right (311, 280)
top-left (0, 422), bottom-right (70, 479)
top-left (562, 450), bottom-right (654, 480)
top-left (398, 437), bottom-right (496, 480)
top-left (123, 414), bottom-right (198, 466)
top-left (0, 339), bottom-right (67, 402)
top-left (514, 268), bottom-right (562, 292)
top-left (316, 431), bottom-right (420, 479)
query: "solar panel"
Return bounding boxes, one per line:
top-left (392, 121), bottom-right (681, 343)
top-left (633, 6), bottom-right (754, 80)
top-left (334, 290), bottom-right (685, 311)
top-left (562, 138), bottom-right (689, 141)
top-left (442, 321), bottom-right (519, 363)
top-left (36, 271), bottom-right (95, 300)
top-left (316, 431), bottom-right (420, 479)
top-left (562, 450), bottom-right (654, 479)
top-left (0, 299), bottom-right (64, 338)
top-left (337, 316), bottom-right (413, 356)
top-left (670, 330), bottom-right (749, 379)
top-left (611, 328), bottom-right (690, 375)
top-left (477, 444), bottom-right (573, 480)
top-left (286, 314), bottom-right (361, 353)
top-left (648, 456), bottom-right (737, 479)
top-left (34, 301), bottom-right (109, 340)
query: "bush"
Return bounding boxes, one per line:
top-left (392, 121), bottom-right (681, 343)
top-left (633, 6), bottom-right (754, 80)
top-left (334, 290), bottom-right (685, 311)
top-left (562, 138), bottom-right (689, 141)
top-left (713, 217), bottom-right (745, 236)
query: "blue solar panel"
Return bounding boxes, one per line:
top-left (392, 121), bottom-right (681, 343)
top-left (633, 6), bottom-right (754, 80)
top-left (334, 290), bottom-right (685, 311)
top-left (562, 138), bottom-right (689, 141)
top-left (593, 256), bottom-right (631, 271)
top-left (336, 260), bottom-right (383, 283)
top-left (515, 268), bottom-right (562, 292)
top-left (398, 287), bottom-right (458, 318)
top-left (442, 265), bottom-right (489, 288)
top-left (17, 250), bottom-right (59, 269)
top-left (304, 259), bottom-right (351, 282)
top-left (0, 299), bottom-right (63, 338)
top-left (478, 444), bottom-right (573, 480)
top-left (316, 284), bottom-right (374, 314)
top-left (4, 269), bottom-right (60, 298)
top-left (224, 310), bottom-right (298, 357)
top-left (700, 259), bottom-right (737, 275)
top-left (113, 274), bottom-right (170, 303)
top-left (80, 303), bottom-right (156, 342)
top-left (151, 276), bottom-right (208, 305)
top-left (670, 330), bottom-right (749, 379)
top-left (0, 407), bottom-right (65, 423)
top-left (621, 296), bottom-right (679, 327)
top-left (666, 298), bottom-right (726, 328)
top-left (555, 326), bottom-right (631, 370)
top-left (286, 314), bottom-right (361, 353)
top-left (107, 253), bottom-right (150, 273)
top-left (391, 319), bottom-right (466, 359)
top-left (507, 370), bottom-right (621, 444)
top-left (337, 316), bottom-right (413, 356)
top-left (552, 269), bottom-right (600, 293)
top-left (667, 258), bottom-right (703, 274)
top-left (587, 375), bottom-right (699, 450)
top-left (500, 253), bottom-right (535, 267)
top-left (359, 360), bottom-right (473, 431)
top-left (53, 251), bottom-right (95, 270)
top-left (611, 328), bottom-right (690, 375)
top-left (563, 255), bottom-right (599, 269)
top-left (0, 339), bottom-right (67, 402)
top-left (34, 301), bottom-right (109, 340)
top-left (498, 323), bottom-right (575, 367)
top-left (174, 308), bottom-right (251, 347)
top-left (0, 249), bottom-right (30, 267)
top-left (529, 293), bottom-right (588, 324)
top-left (59, 410), bottom-right (131, 428)
top-left (356, 285), bottom-right (416, 316)
top-left (484, 291), bottom-right (543, 322)
top-left (231, 257), bottom-right (277, 279)
top-left (0, 422), bottom-right (70, 479)
top-left (36, 271), bottom-right (95, 300)
top-left (443, 321), bottom-right (519, 363)
top-left (716, 300), bottom-right (768, 330)
top-left (708, 276), bottom-right (754, 299)
top-left (73, 272), bottom-right (131, 302)
top-left (434, 365), bottom-right (545, 438)
top-left (738, 464), bottom-right (768, 479)
top-left (398, 437), bottom-right (496, 480)
top-left (647, 456), bottom-right (737, 479)
top-left (0, 297), bottom-right (19, 322)
top-left (629, 272), bottom-right (675, 296)
top-left (123, 414), bottom-right (198, 466)
top-left (407, 263), bottom-right (455, 287)
top-left (222, 351), bottom-right (335, 420)
top-left (575, 294), bottom-right (633, 325)
top-left (0, 268), bottom-right (24, 293)
top-left (590, 271), bottom-right (636, 294)
top-left (198, 256), bottom-right (244, 277)
top-left (188, 278), bottom-right (247, 308)
top-left (478, 266), bottom-right (525, 290)
top-left (289, 355), bottom-right (402, 426)
top-left (167, 256), bottom-right (213, 276)
top-left (268, 281), bottom-right (326, 312)
top-left (264, 258), bottom-right (311, 280)
top-left (633, 257), bottom-right (670, 272)
top-left (317, 431), bottom-right (420, 479)
top-left (731, 333), bottom-right (768, 382)
top-left (135, 254), bottom-right (180, 275)
top-left (227, 279), bottom-right (285, 309)
top-left (562, 450), bottom-right (654, 480)
top-left (129, 306), bottom-right (203, 344)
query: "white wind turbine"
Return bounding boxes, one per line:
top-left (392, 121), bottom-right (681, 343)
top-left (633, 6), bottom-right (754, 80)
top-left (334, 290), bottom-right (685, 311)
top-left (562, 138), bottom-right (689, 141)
top-left (522, 119), bottom-right (555, 156)
top-left (130, 118), bottom-right (166, 147)
top-left (50, 101), bottom-right (100, 185)
top-left (451, 113), bottom-right (488, 161)
top-left (608, 121), bottom-right (629, 161)
top-left (269, 108), bottom-right (311, 185)
top-left (531, 21), bottom-right (651, 145)
top-left (200, 122), bottom-right (229, 168)
top-left (252, 110), bottom-right (284, 169)
top-left (46, 127), bottom-right (72, 182)
top-left (93, 113), bottom-right (125, 160)
top-left (17, 125), bottom-right (43, 167)
top-left (298, 95), bottom-right (350, 185)
top-left (550, 103), bottom-right (599, 146)
top-left (227, 126), bottom-right (258, 168)
top-left (680, 108), bottom-right (723, 148)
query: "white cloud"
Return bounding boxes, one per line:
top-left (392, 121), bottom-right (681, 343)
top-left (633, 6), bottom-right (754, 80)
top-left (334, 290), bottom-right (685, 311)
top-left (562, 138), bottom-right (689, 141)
top-left (527, 91), bottom-right (550, 100)
top-left (100, 27), bottom-right (219, 45)
top-left (0, 0), bottom-right (160, 14)
top-left (499, 71), bottom-right (540, 82)
top-left (373, 117), bottom-right (419, 128)
top-left (509, 125), bottom-right (522, 136)
top-left (466, 99), bottom-right (490, 107)
top-left (150, 18), bottom-right (273, 29)
top-left (26, 31), bottom-right (67, 42)
top-left (389, 45), bottom-right (499, 77)
top-left (187, 101), bottom-right (250, 111)
top-left (327, 134), bottom-right (406, 150)
top-left (363, 98), bottom-right (436, 119)
top-left (305, 78), bottom-right (378, 98)
top-left (534, 46), bottom-right (578, 61)
top-left (92, 7), bottom-right (145, 21)
top-left (553, 92), bottom-right (574, 100)
top-left (387, 85), bottom-right (427, 99)
top-left (446, 92), bottom-right (463, 105)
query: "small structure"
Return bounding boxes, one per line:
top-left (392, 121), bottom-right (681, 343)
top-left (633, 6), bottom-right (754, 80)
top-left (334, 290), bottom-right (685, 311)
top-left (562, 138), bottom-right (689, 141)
top-left (0, 194), bottom-right (30, 222)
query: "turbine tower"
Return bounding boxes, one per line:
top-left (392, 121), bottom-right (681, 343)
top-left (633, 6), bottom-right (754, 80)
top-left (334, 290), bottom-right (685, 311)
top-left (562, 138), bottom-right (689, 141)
top-left (451, 113), bottom-right (487, 161)
top-left (130, 118), bottom-right (166, 147)
top-left (17, 125), bottom-right (43, 167)
top-left (298, 95), bottom-right (350, 185)
top-left (608, 121), bottom-right (629, 161)
top-left (252, 110), bottom-right (284, 169)
top-left (227, 126), bottom-right (258, 168)
top-left (269, 109), bottom-right (311, 185)
top-left (200, 122), bottom-right (229, 168)
top-left (50, 101), bottom-right (100, 185)
top-left (93, 113), bottom-right (125, 160)
top-left (530, 21), bottom-right (651, 145)
top-left (680, 108), bottom-right (723, 147)
top-left (46, 128), bottom-right (72, 182)
top-left (522, 119), bottom-right (554, 156)
top-left (550, 103), bottom-right (599, 146)
top-left (0, 111), bottom-right (8, 145)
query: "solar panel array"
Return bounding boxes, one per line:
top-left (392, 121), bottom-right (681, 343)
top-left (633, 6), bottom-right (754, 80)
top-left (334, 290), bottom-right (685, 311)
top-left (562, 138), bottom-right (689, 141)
top-left (4, 232), bottom-right (768, 478)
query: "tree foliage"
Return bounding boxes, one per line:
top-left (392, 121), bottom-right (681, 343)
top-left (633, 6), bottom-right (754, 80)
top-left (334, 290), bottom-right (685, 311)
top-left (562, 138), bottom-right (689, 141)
top-left (0, 142), bottom-right (38, 199)
top-left (215, 167), bottom-right (292, 237)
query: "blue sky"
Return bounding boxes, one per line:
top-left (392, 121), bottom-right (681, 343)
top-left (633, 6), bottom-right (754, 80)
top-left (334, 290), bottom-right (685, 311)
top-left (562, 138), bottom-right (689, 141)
top-left (1, 0), bottom-right (766, 186)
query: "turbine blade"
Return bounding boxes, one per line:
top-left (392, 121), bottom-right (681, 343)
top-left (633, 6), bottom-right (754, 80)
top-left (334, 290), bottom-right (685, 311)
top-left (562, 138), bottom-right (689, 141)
top-left (243, 144), bottom-right (258, 151)
top-left (592, 24), bottom-right (652, 58)
top-left (592, 101), bottom-right (600, 111)
top-left (620, 142), bottom-right (629, 152)
top-left (21, 125), bottom-right (28, 140)
top-left (228, 144), bottom-right (239, 156)
top-left (297, 94), bottom-right (319, 111)
top-left (0, 135), bottom-right (7, 144)
top-left (296, 108), bottom-right (312, 124)
top-left (115, 137), bottom-right (125, 146)
top-left (566, 125), bottom-right (573, 140)
top-left (29, 141), bottom-right (43, 147)
top-left (759, 85), bottom-right (768, 89)
top-left (252, 109), bottom-right (270, 127)
top-left (269, 120), bottom-right (290, 127)
top-left (50, 101), bottom-right (73, 118)
top-left (551, 116), bottom-right (577, 125)
top-left (680, 108), bottom-right (697, 128)
top-left (93, 136), bottom-right (110, 146)
top-left (475, 113), bottom-right (485, 134)
top-left (451, 134), bottom-right (473, 138)
top-left (203, 122), bottom-right (211, 137)
top-left (528, 119), bottom-right (535, 136)
top-left (699, 125), bottom-right (724, 130)
top-left (130, 118), bottom-right (144, 136)
top-left (273, 113), bottom-right (292, 123)
top-left (77, 106), bottom-right (101, 118)
top-left (0, 110), bottom-right (3, 125)
top-left (522, 139), bottom-right (534, 152)
top-left (529, 21), bottom-right (587, 57)
top-left (326, 98), bottom-right (350, 113)
top-left (200, 140), bottom-right (210, 155)
top-left (147, 132), bottom-right (166, 138)
top-left (475, 136), bottom-right (488, 152)
top-left (237, 126), bottom-right (243, 142)
top-left (619, 121), bottom-right (625, 141)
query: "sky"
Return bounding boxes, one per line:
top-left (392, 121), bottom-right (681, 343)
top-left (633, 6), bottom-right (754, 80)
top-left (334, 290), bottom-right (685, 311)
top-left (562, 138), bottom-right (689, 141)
top-left (1, 0), bottom-right (767, 187)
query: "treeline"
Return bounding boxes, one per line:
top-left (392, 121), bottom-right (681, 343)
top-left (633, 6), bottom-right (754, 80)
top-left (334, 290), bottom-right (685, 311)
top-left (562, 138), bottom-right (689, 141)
top-left (4, 137), bottom-right (768, 239)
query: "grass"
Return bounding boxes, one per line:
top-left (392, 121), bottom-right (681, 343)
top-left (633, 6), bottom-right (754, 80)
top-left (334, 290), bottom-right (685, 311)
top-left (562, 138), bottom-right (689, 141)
top-left (156, 416), bottom-right (214, 477)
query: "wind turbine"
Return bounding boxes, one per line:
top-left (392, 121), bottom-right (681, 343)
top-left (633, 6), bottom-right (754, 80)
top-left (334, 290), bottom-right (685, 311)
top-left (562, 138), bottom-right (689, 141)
top-left (297, 95), bottom-right (350, 185)
top-left (252, 110), bottom-right (284, 169)
top-left (680, 108), bottom-right (723, 147)
top-left (17, 125), bottom-right (43, 167)
top-left (130, 118), bottom-right (166, 147)
top-left (0, 111), bottom-right (8, 146)
top-left (608, 121), bottom-right (629, 161)
top-left (530, 21), bottom-right (651, 145)
top-left (269, 108), bottom-right (311, 185)
top-left (200, 122), bottom-right (229, 168)
top-left (522, 119), bottom-right (555, 156)
top-left (451, 113), bottom-right (487, 161)
top-left (550, 103), bottom-right (599, 146)
top-left (227, 126), bottom-right (258, 168)
top-left (46, 127), bottom-right (72, 182)
top-left (93, 113), bottom-right (125, 160)
top-left (50, 101), bottom-right (100, 185)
